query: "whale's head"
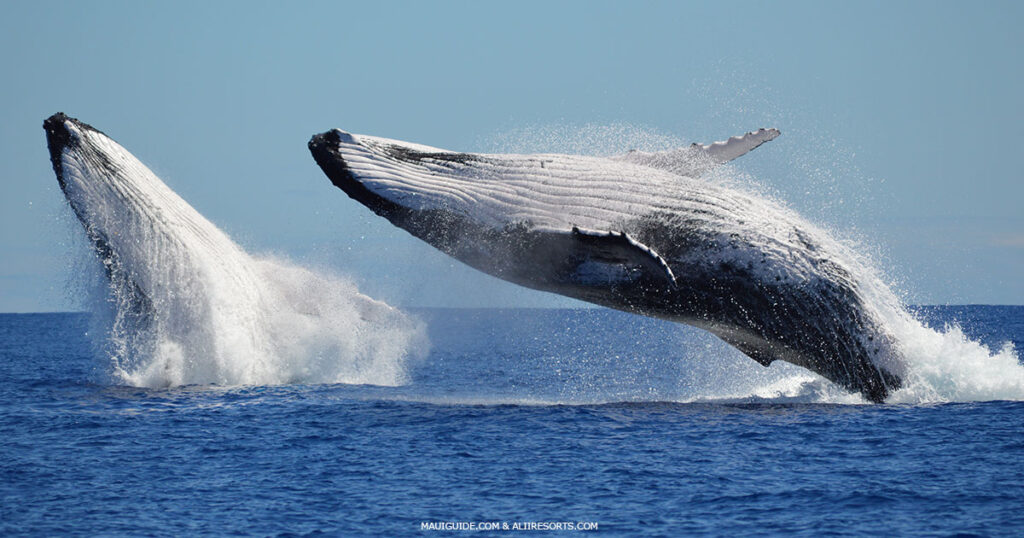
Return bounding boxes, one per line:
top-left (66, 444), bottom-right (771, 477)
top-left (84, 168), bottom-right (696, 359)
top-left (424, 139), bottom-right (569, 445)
top-left (45, 114), bottom-right (121, 226)
top-left (44, 113), bottom-right (176, 318)
top-left (43, 113), bottom-right (249, 317)
top-left (44, 114), bottom-right (155, 279)
top-left (43, 113), bottom-right (177, 252)
top-left (307, 128), bottom-right (658, 239)
top-left (307, 128), bottom-right (522, 259)
top-left (307, 129), bottom-right (492, 226)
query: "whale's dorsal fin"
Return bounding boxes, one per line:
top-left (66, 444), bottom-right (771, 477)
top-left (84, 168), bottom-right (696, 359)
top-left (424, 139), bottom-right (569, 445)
top-left (612, 128), bottom-right (780, 177)
top-left (563, 227), bottom-right (677, 289)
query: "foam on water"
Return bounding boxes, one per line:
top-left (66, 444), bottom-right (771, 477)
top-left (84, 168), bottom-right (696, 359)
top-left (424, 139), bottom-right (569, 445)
top-left (105, 255), bottom-right (427, 389)
top-left (885, 316), bottom-right (1024, 403)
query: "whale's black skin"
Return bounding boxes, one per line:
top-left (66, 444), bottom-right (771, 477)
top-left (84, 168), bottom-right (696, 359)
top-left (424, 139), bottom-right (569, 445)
top-left (310, 129), bottom-right (902, 402)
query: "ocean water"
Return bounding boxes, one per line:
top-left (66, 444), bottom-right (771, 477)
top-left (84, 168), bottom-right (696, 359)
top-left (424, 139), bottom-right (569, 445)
top-left (2, 306), bottom-right (1023, 536)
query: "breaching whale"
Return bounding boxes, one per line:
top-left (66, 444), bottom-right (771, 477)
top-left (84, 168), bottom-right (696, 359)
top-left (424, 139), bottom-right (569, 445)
top-left (309, 127), bottom-right (903, 402)
top-left (43, 113), bottom-right (422, 387)
top-left (43, 112), bottom-right (275, 382)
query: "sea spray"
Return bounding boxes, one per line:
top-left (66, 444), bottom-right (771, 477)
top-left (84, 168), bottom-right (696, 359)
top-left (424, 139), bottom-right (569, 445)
top-left (102, 254), bottom-right (427, 389)
top-left (48, 114), bottom-right (425, 389)
top-left (886, 317), bottom-right (1024, 403)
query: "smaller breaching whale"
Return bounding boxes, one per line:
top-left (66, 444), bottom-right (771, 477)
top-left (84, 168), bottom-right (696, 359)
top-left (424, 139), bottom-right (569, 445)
top-left (309, 127), bottom-right (904, 402)
top-left (43, 112), bottom-right (271, 380)
top-left (42, 113), bottom-right (423, 388)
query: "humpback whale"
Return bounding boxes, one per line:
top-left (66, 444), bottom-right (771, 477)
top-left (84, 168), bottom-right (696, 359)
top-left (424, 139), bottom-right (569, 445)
top-left (43, 111), bottom-right (274, 377)
top-left (309, 127), bottom-right (903, 402)
top-left (43, 113), bottom-right (422, 387)
top-left (43, 112), bottom-right (272, 380)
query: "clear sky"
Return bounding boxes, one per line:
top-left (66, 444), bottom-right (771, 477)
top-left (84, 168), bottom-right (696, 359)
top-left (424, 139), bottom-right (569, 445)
top-left (1, 1), bottom-right (1021, 312)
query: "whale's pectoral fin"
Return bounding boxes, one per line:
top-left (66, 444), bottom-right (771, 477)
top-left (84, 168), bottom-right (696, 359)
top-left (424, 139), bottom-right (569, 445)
top-left (555, 227), bottom-right (677, 289)
top-left (698, 128), bottom-right (781, 165)
top-left (613, 128), bottom-right (780, 177)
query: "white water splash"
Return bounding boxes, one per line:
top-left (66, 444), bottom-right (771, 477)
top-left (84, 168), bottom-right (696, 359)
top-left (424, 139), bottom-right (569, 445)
top-left (665, 316), bottom-right (1024, 405)
top-left (484, 122), bottom-right (684, 156)
top-left (885, 318), bottom-right (1024, 403)
top-left (105, 255), bottom-right (427, 389)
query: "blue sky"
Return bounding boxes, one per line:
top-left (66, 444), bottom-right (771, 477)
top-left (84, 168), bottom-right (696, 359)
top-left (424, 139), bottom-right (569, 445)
top-left (1, 1), bottom-right (1021, 311)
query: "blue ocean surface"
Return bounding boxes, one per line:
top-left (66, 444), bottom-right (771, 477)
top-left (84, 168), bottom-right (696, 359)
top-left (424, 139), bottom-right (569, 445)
top-left (2, 306), bottom-right (1023, 536)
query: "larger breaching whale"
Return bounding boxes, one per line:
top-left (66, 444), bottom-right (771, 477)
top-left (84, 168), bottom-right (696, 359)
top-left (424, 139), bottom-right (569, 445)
top-left (309, 127), bottom-right (904, 402)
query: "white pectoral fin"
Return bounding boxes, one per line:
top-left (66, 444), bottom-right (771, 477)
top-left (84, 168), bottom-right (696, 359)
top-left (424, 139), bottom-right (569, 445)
top-left (565, 227), bottom-right (676, 288)
top-left (699, 127), bottom-right (780, 164)
top-left (613, 127), bottom-right (780, 177)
